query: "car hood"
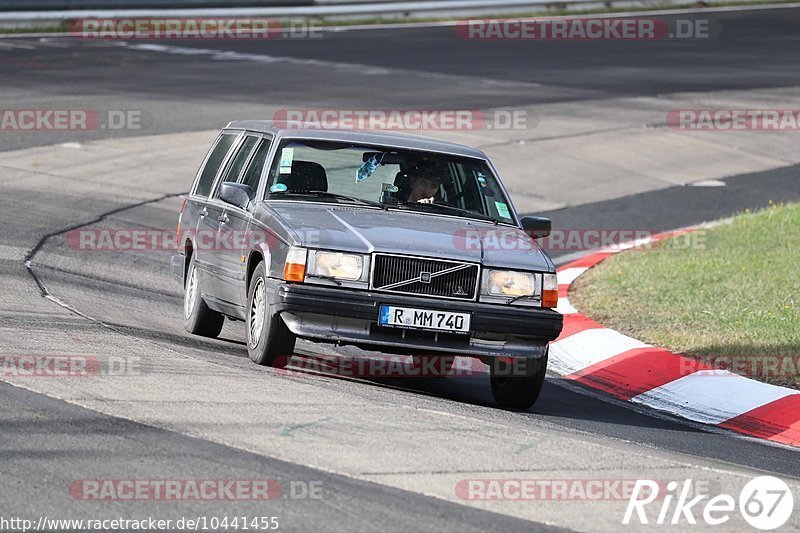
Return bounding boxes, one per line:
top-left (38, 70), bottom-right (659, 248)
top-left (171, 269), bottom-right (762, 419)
top-left (267, 202), bottom-right (554, 271)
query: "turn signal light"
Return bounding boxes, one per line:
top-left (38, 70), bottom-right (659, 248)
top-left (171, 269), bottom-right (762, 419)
top-left (176, 196), bottom-right (188, 236)
top-left (283, 247), bottom-right (308, 282)
top-left (542, 273), bottom-right (558, 308)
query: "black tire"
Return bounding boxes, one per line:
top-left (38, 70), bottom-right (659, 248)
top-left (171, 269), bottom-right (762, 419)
top-left (490, 353), bottom-right (548, 409)
top-left (183, 254), bottom-right (224, 338)
top-left (411, 355), bottom-right (455, 377)
top-left (247, 262), bottom-right (296, 366)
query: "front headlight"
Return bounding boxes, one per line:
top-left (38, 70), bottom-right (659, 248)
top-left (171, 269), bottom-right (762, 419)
top-left (311, 251), bottom-right (363, 280)
top-left (486, 270), bottom-right (536, 297)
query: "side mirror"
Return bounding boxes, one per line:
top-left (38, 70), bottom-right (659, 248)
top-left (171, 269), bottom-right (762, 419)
top-left (219, 182), bottom-right (255, 210)
top-left (521, 216), bottom-right (551, 239)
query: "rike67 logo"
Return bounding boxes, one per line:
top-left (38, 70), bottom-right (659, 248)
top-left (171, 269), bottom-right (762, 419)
top-left (624, 476), bottom-right (794, 530)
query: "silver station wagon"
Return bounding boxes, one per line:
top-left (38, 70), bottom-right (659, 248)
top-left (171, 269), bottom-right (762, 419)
top-left (173, 122), bottom-right (563, 408)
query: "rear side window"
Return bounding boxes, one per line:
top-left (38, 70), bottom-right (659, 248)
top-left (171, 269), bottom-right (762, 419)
top-left (242, 139), bottom-right (272, 193)
top-left (194, 134), bottom-right (236, 197)
top-left (214, 135), bottom-right (260, 196)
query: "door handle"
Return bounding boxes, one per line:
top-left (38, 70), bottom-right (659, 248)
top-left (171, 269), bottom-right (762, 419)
top-left (218, 213), bottom-right (229, 224)
top-left (200, 208), bottom-right (208, 218)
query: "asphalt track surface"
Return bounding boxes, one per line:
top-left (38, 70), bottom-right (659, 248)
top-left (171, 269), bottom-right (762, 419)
top-left (2, 6), bottom-right (800, 150)
top-left (1, 7), bottom-right (800, 532)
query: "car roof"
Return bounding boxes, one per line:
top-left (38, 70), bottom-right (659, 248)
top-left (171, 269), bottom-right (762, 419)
top-left (225, 120), bottom-right (488, 159)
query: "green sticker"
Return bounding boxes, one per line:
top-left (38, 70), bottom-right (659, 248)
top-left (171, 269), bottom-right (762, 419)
top-left (495, 201), bottom-right (511, 219)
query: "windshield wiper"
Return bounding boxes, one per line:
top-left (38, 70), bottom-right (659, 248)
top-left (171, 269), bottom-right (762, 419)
top-left (390, 201), bottom-right (497, 223)
top-left (271, 190), bottom-right (384, 208)
top-left (506, 294), bottom-right (537, 305)
top-left (306, 273), bottom-right (342, 286)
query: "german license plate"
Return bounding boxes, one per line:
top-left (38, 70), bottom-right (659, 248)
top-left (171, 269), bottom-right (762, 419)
top-left (378, 305), bottom-right (470, 334)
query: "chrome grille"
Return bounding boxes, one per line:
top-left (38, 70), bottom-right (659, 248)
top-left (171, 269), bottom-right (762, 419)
top-left (371, 254), bottom-right (479, 300)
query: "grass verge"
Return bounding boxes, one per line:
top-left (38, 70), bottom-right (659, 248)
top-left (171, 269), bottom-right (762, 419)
top-left (570, 202), bottom-right (800, 389)
top-left (0, 22), bottom-right (68, 35)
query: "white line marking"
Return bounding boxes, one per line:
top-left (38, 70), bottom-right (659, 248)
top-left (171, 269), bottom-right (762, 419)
top-left (548, 375), bottom-right (800, 452)
top-left (557, 267), bottom-right (587, 285)
top-left (555, 297), bottom-right (577, 315)
top-left (692, 179), bottom-right (727, 187)
top-left (549, 328), bottom-right (648, 374)
top-left (36, 37), bottom-right (72, 48)
top-left (0, 40), bottom-right (36, 49)
top-left (601, 236), bottom-right (653, 252)
top-left (631, 370), bottom-right (800, 425)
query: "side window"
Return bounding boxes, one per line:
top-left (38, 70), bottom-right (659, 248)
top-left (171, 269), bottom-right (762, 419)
top-left (216, 135), bottom-right (259, 195)
top-left (241, 138), bottom-right (272, 193)
top-left (194, 134), bottom-right (236, 197)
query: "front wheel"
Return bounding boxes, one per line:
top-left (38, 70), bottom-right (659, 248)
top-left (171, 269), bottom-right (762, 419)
top-left (247, 263), bottom-right (296, 366)
top-left (490, 353), bottom-right (548, 409)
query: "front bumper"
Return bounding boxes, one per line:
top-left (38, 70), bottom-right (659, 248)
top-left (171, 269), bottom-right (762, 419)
top-left (270, 282), bottom-right (563, 359)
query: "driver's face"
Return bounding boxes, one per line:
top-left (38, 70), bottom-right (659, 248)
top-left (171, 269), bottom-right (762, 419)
top-left (409, 176), bottom-right (439, 202)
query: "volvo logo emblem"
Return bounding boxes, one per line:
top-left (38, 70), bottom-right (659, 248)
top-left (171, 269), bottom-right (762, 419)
top-left (419, 271), bottom-right (432, 284)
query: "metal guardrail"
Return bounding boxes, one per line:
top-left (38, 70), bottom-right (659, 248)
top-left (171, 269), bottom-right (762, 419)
top-left (0, 0), bottom-right (754, 22)
top-left (0, 0), bottom-right (313, 11)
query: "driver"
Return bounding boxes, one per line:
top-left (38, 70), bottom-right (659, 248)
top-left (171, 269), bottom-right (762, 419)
top-left (407, 165), bottom-right (445, 203)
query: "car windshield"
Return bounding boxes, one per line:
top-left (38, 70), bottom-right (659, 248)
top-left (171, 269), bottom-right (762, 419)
top-left (265, 139), bottom-right (516, 224)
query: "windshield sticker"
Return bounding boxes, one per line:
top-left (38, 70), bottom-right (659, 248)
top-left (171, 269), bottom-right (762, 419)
top-left (270, 183), bottom-right (288, 193)
top-left (495, 201), bottom-right (511, 219)
top-left (279, 147), bottom-right (294, 174)
top-left (477, 172), bottom-right (494, 195)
